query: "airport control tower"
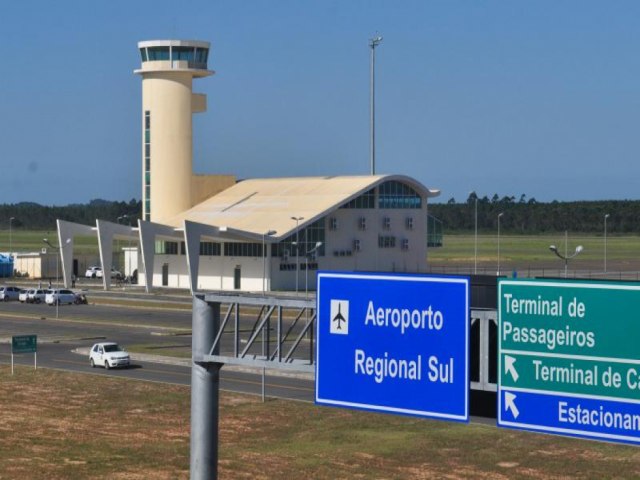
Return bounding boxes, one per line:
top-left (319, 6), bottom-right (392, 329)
top-left (135, 40), bottom-right (214, 223)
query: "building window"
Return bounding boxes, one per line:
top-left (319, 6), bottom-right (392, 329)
top-left (329, 217), bottom-right (338, 230)
top-left (155, 241), bottom-right (178, 255)
top-left (353, 239), bottom-right (361, 252)
top-left (383, 217), bottom-right (391, 230)
top-left (200, 242), bottom-right (221, 256)
top-left (144, 110), bottom-right (151, 221)
top-left (340, 188), bottom-right (375, 209)
top-left (271, 219), bottom-right (325, 259)
top-left (406, 217), bottom-right (414, 230)
top-left (378, 181), bottom-right (422, 209)
top-left (378, 235), bottom-right (396, 248)
top-left (358, 217), bottom-right (367, 231)
top-left (224, 242), bottom-right (262, 257)
top-left (401, 238), bottom-right (409, 251)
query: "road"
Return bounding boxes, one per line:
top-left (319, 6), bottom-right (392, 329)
top-left (0, 299), bottom-right (315, 402)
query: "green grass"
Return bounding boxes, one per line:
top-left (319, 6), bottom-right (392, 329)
top-left (428, 233), bottom-right (640, 274)
top-left (2, 352), bottom-right (640, 478)
top-left (0, 229), bottom-right (99, 254)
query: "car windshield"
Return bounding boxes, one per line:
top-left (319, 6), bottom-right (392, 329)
top-left (103, 344), bottom-right (123, 353)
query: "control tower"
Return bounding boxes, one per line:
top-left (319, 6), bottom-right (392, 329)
top-left (135, 40), bottom-right (214, 223)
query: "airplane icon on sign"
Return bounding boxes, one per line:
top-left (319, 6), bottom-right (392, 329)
top-left (330, 300), bottom-right (349, 334)
top-left (332, 304), bottom-right (346, 330)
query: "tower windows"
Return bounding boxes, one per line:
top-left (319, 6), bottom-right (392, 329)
top-left (144, 110), bottom-right (151, 221)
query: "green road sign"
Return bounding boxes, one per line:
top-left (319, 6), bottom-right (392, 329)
top-left (498, 279), bottom-right (640, 445)
top-left (12, 335), bottom-right (37, 354)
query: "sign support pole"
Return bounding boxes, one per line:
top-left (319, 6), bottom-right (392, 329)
top-left (190, 295), bottom-right (221, 480)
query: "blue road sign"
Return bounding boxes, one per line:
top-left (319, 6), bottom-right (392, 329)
top-left (315, 272), bottom-right (470, 422)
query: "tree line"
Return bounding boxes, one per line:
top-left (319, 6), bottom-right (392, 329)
top-left (0, 199), bottom-right (141, 230)
top-left (429, 193), bottom-right (638, 234)
top-left (0, 194), bottom-right (637, 234)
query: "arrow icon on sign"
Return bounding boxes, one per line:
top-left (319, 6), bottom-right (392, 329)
top-left (504, 355), bottom-right (519, 382)
top-left (505, 392), bottom-right (519, 419)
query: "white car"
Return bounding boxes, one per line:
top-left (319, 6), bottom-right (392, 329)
top-left (0, 286), bottom-right (21, 301)
top-left (45, 289), bottom-right (77, 306)
top-left (20, 288), bottom-right (48, 304)
top-left (89, 342), bottom-right (130, 369)
top-left (29, 289), bottom-right (49, 303)
top-left (85, 266), bottom-right (122, 279)
top-left (18, 289), bottom-right (30, 303)
top-left (85, 266), bottom-right (103, 278)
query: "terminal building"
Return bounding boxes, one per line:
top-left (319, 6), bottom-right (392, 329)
top-left (55, 39), bottom-right (440, 293)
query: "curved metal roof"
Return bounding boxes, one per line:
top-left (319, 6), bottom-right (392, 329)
top-left (165, 174), bottom-right (440, 240)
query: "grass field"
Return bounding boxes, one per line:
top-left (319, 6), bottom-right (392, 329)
top-left (428, 233), bottom-right (640, 277)
top-left (4, 230), bottom-right (640, 274)
top-left (1, 367), bottom-right (639, 479)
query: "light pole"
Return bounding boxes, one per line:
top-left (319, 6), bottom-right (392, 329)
top-left (369, 35), bottom-right (382, 175)
top-left (472, 195), bottom-right (478, 274)
top-left (9, 217), bottom-right (15, 259)
top-left (262, 230), bottom-right (276, 294)
top-left (305, 242), bottom-right (323, 298)
top-left (290, 216), bottom-right (304, 293)
top-left (604, 213), bottom-right (610, 273)
top-left (497, 212), bottom-right (504, 276)
top-left (43, 237), bottom-right (70, 319)
top-left (549, 239), bottom-right (583, 278)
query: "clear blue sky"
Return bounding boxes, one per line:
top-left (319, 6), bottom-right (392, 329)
top-left (1, 1), bottom-right (639, 205)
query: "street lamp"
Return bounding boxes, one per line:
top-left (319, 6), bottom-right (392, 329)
top-left (369, 34), bottom-right (383, 175)
top-left (290, 216), bottom-right (304, 293)
top-left (497, 212), bottom-right (504, 276)
top-left (549, 240), bottom-right (583, 278)
top-left (9, 217), bottom-right (15, 259)
top-left (471, 194), bottom-right (478, 274)
top-left (305, 241), bottom-right (323, 298)
top-left (604, 213), bottom-right (610, 273)
top-left (262, 230), bottom-right (277, 294)
top-left (43, 237), bottom-right (71, 319)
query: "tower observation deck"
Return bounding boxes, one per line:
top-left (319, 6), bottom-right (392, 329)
top-left (135, 40), bottom-right (214, 223)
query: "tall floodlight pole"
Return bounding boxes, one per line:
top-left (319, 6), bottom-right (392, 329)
top-left (604, 213), bottom-right (610, 273)
top-left (290, 217), bottom-right (304, 293)
top-left (9, 217), bottom-right (15, 260)
top-left (305, 242), bottom-right (323, 298)
top-left (262, 230), bottom-right (276, 294)
top-left (369, 35), bottom-right (383, 175)
top-left (497, 212), bottom-right (504, 276)
top-left (473, 196), bottom-right (478, 274)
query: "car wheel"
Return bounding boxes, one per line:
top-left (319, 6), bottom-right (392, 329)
top-left (104, 360), bottom-right (110, 370)
top-left (90, 358), bottom-right (95, 368)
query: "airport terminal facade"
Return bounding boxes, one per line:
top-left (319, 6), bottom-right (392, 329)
top-left (55, 40), bottom-right (440, 293)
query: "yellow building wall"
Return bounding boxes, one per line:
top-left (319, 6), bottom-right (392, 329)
top-left (191, 174), bottom-right (237, 206)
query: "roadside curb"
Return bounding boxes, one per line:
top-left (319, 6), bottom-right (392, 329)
top-left (73, 347), bottom-right (314, 381)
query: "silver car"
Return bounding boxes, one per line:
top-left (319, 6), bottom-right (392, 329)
top-left (0, 286), bottom-right (21, 301)
top-left (45, 289), bottom-right (77, 306)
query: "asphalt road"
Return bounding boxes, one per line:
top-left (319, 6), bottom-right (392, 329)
top-left (0, 299), bottom-right (315, 402)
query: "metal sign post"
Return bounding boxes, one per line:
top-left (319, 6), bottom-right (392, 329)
top-left (11, 335), bottom-right (37, 375)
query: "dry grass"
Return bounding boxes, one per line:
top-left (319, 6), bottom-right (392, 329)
top-left (1, 367), bottom-right (640, 479)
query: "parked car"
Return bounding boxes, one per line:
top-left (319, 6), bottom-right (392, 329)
top-left (19, 288), bottom-right (48, 304)
top-left (18, 289), bottom-right (30, 303)
top-left (85, 266), bottom-right (102, 278)
top-left (85, 266), bottom-right (122, 279)
top-left (89, 342), bottom-right (130, 369)
top-left (45, 289), bottom-right (77, 306)
top-left (0, 286), bottom-right (21, 301)
top-left (29, 289), bottom-right (49, 304)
